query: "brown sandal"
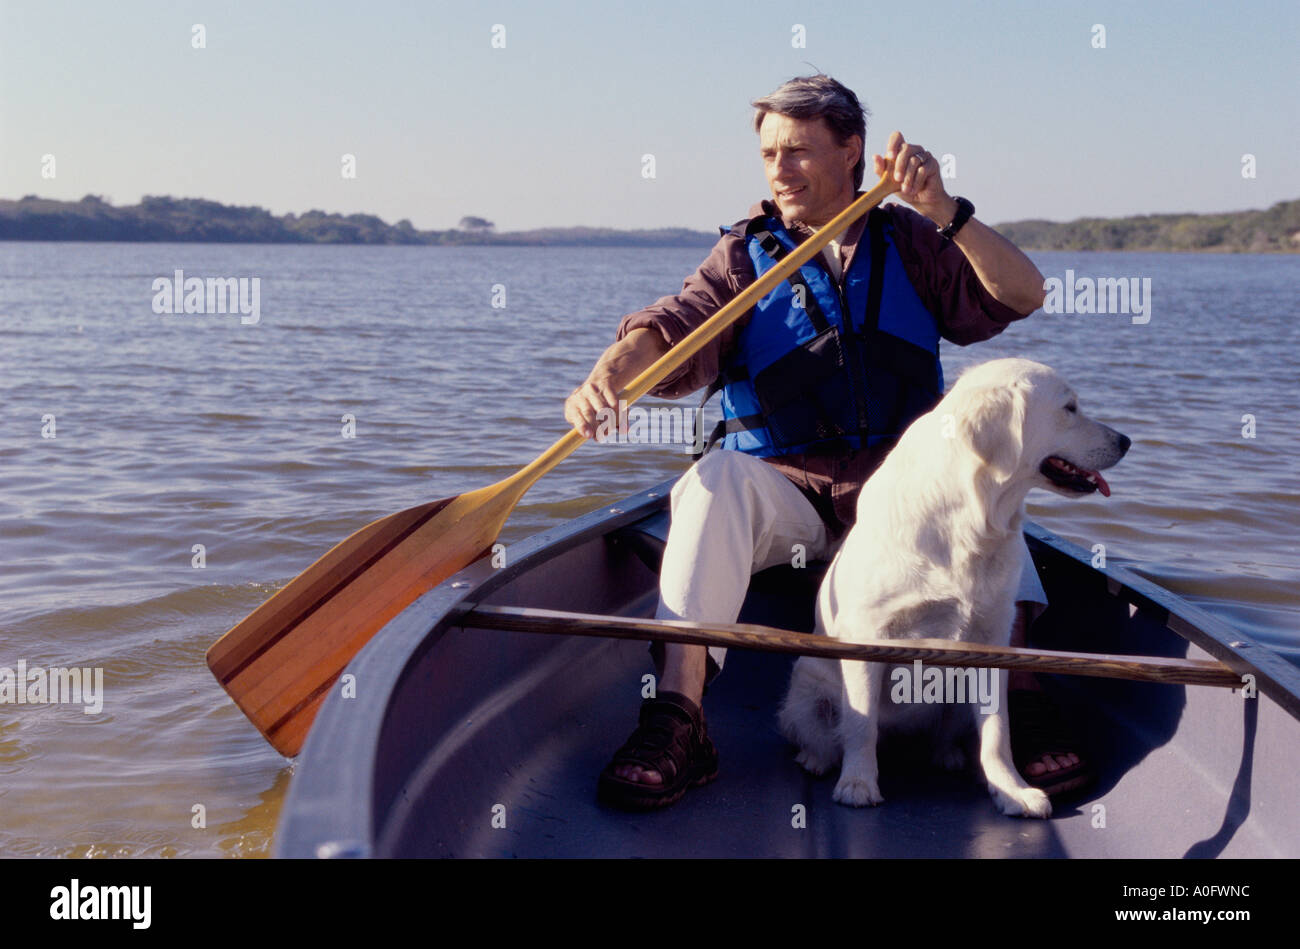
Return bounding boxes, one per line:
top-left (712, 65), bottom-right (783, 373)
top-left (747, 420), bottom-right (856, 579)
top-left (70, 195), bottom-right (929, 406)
top-left (597, 691), bottom-right (719, 810)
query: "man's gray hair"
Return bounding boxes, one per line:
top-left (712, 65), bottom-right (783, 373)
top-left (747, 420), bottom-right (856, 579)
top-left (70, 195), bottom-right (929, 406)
top-left (751, 75), bottom-right (869, 189)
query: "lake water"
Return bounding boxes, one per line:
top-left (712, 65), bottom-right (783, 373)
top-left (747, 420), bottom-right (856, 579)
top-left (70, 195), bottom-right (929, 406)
top-left (0, 241), bottom-right (1296, 856)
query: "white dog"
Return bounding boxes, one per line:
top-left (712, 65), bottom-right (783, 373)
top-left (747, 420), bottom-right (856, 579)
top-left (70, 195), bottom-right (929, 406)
top-left (777, 358), bottom-right (1130, 818)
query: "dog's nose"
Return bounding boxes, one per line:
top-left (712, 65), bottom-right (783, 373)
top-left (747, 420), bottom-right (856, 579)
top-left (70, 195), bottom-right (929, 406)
top-left (1117, 433), bottom-right (1131, 456)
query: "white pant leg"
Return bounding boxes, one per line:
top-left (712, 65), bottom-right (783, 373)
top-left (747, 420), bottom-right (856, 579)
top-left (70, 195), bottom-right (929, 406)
top-left (654, 450), bottom-right (832, 678)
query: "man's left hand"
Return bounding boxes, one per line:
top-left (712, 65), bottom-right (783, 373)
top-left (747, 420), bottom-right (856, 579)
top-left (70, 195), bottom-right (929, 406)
top-left (872, 130), bottom-right (957, 226)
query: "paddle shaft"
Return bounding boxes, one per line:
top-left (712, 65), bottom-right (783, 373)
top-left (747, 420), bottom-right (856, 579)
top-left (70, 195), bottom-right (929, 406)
top-left (464, 605), bottom-right (1245, 689)
top-left (508, 172), bottom-right (901, 496)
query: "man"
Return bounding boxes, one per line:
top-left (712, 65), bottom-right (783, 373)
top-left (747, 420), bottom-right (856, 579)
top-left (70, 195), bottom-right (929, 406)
top-left (564, 75), bottom-right (1085, 809)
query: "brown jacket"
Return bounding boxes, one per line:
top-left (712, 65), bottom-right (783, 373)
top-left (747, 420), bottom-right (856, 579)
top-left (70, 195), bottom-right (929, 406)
top-left (615, 198), bottom-right (1034, 536)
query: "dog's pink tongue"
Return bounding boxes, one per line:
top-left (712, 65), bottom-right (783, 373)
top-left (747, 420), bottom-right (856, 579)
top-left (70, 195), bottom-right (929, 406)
top-left (1091, 469), bottom-right (1111, 498)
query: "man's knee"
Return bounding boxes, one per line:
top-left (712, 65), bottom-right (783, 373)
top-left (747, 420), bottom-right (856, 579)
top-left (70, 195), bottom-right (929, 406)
top-left (674, 448), bottom-right (763, 498)
top-left (669, 451), bottom-right (771, 526)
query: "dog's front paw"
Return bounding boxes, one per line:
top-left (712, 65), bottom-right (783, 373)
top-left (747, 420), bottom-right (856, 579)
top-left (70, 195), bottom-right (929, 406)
top-left (991, 785), bottom-right (1052, 819)
top-left (794, 747), bottom-right (836, 776)
top-left (832, 775), bottom-right (884, 807)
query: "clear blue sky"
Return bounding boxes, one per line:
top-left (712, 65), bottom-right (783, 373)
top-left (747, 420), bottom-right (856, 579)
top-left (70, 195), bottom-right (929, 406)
top-left (2, 0), bottom-right (1296, 230)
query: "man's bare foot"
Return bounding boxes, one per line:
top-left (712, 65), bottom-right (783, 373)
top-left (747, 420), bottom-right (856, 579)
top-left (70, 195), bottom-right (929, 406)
top-left (1008, 602), bottom-right (1082, 779)
top-left (1008, 670), bottom-right (1082, 777)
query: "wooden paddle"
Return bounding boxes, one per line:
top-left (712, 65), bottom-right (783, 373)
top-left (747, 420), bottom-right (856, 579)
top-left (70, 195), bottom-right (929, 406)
top-left (464, 606), bottom-right (1245, 689)
top-left (207, 171), bottom-right (903, 756)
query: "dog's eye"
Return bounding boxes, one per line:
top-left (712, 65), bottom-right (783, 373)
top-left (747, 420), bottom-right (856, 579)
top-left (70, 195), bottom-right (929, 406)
top-left (1064, 403), bottom-right (1078, 414)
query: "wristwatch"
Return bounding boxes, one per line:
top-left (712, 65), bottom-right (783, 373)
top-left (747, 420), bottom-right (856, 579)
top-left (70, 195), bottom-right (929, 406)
top-left (937, 197), bottom-right (974, 244)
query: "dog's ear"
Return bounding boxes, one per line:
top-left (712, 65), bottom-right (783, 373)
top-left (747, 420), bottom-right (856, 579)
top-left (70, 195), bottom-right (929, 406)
top-left (960, 385), bottom-right (1026, 481)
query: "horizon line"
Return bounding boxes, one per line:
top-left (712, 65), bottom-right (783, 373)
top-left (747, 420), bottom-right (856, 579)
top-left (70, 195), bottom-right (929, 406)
top-left (3, 192), bottom-right (1295, 233)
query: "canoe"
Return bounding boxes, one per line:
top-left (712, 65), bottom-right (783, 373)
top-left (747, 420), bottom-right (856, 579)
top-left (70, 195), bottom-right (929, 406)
top-left (275, 476), bottom-right (1300, 858)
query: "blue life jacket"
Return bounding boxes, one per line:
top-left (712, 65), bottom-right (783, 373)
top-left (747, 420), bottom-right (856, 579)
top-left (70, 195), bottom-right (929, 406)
top-left (697, 207), bottom-right (944, 458)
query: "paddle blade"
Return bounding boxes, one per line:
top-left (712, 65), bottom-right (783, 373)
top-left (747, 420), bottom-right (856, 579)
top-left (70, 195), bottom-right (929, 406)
top-left (207, 483), bottom-right (517, 756)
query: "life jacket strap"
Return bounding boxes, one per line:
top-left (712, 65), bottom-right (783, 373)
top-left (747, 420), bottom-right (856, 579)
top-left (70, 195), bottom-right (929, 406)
top-left (692, 414), bottom-right (764, 461)
top-left (689, 360), bottom-right (751, 460)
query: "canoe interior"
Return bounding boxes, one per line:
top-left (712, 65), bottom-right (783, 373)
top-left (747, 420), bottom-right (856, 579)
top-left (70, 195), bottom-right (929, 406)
top-left (277, 480), bottom-right (1300, 858)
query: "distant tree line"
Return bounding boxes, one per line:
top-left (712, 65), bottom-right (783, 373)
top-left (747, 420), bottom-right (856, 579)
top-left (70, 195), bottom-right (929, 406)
top-left (2, 193), bottom-right (1295, 251)
top-left (995, 199), bottom-right (1300, 253)
top-left (0, 195), bottom-right (716, 247)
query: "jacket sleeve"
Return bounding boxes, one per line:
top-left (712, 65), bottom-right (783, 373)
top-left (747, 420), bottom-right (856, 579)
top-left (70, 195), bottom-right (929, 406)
top-left (614, 233), bottom-right (752, 399)
top-left (886, 204), bottom-right (1032, 346)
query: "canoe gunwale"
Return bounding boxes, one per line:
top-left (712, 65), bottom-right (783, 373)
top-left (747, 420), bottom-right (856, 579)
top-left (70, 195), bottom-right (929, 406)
top-left (1021, 522), bottom-right (1300, 720)
top-left (275, 476), bottom-right (1300, 858)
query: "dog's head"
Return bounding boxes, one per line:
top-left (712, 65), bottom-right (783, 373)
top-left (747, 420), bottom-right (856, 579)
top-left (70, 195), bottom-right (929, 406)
top-left (950, 358), bottom-right (1130, 498)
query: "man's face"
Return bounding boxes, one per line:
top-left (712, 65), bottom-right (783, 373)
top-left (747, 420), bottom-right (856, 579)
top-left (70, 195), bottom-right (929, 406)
top-left (759, 112), bottom-right (860, 227)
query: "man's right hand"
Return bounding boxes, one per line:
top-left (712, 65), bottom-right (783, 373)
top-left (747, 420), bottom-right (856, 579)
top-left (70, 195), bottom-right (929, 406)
top-left (565, 327), bottom-right (671, 439)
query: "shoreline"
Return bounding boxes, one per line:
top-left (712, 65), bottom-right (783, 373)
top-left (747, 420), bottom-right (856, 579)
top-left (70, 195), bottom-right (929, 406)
top-left (3, 194), bottom-right (1296, 254)
top-left (1, 236), bottom-right (1296, 254)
